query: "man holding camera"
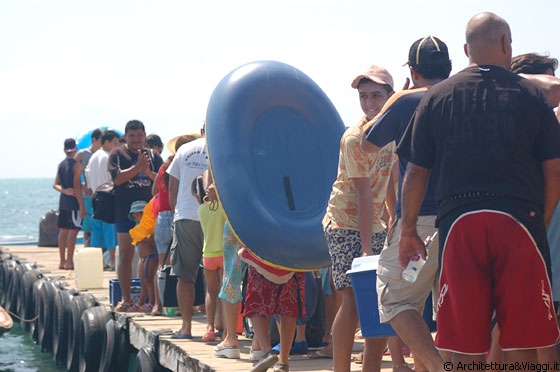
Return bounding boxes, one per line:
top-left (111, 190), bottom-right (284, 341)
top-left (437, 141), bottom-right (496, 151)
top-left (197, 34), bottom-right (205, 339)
top-left (108, 119), bottom-right (163, 312)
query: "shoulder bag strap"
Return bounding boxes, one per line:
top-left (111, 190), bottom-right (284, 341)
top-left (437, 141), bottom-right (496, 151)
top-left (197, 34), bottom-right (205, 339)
top-left (161, 241), bottom-right (172, 270)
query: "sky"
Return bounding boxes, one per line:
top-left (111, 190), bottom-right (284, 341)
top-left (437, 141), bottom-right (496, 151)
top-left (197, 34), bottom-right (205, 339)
top-left (2, 0), bottom-right (559, 179)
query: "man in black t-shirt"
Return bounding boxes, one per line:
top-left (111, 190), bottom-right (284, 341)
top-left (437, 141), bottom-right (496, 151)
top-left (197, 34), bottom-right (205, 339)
top-left (398, 12), bottom-right (560, 366)
top-left (361, 36), bottom-right (452, 372)
top-left (108, 120), bottom-right (163, 311)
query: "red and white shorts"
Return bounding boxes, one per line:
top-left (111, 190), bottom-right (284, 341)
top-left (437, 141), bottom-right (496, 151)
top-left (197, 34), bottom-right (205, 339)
top-left (435, 210), bottom-right (559, 354)
top-left (243, 266), bottom-right (306, 319)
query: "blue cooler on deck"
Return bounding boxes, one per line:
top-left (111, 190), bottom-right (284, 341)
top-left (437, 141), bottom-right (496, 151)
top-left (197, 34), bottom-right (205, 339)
top-left (109, 278), bottom-right (143, 306)
top-left (348, 255), bottom-right (437, 338)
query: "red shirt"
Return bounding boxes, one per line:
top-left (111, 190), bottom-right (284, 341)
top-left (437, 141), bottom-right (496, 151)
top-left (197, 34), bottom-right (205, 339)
top-left (155, 166), bottom-right (172, 212)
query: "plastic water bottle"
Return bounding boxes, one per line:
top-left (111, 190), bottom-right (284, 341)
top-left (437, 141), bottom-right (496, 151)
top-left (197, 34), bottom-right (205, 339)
top-left (402, 231), bottom-right (438, 283)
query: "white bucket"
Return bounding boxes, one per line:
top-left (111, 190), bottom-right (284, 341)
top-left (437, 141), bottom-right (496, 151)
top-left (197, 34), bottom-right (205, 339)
top-left (74, 247), bottom-right (104, 289)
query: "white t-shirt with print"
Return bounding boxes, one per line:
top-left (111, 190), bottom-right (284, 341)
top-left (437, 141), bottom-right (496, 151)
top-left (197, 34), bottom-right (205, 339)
top-left (167, 137), bottom-right (208, 222)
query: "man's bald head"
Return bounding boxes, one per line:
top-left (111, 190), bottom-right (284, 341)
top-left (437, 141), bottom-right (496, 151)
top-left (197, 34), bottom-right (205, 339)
top-left (464, 12), bottom-right (512, 69)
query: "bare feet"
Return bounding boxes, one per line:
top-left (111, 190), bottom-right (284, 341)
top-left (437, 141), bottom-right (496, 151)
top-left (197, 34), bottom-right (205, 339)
top-left (393, 364), bottom-right (415, 372)
top-left (309, 344), bottom-right (333, 359)
top-left (151, 306), bottom-right (162, 316)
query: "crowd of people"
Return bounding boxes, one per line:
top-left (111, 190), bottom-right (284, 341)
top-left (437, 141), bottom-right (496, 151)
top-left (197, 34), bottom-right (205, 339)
top-left (52, 11), bottom-right (560, 372)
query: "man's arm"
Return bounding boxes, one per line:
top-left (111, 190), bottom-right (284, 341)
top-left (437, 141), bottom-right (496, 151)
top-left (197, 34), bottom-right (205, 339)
top-left (384, 165), bottom-right (397, 228)
top-left (353, 177), bottom-right (375, 256)
top-left (151, 171), bottom-right (159, 196)
top-left (398, 162), bottom-right (430, 268)
top-left (520, 73), bottom-right (560, 107)
top-left (542, 158), bottom-right (560, 227)
top-left (144, 150), bottom-right (160, 181)
top-left (113, 150), bottom-right (149, 186)
top-left (53, 172), bottom-right (62, 193)
top-left (168, 175), bottom-right (179, 212)
top-left (73, 162), bottom-right (86, 218)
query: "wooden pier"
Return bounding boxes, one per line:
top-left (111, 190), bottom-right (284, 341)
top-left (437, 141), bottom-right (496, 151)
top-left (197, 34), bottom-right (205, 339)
top-left (1, 244), bottom-right (416, 371)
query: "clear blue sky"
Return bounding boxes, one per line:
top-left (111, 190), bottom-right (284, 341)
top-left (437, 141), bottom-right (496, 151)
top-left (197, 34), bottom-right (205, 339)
top-left (2, 0), bottom-right (559, 179)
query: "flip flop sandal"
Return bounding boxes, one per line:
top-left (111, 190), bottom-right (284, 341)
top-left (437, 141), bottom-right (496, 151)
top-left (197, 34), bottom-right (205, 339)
top-left (202, 331), bottom-right (216, 342)
top-left (171, 331), bottom-right (193, 339)
top-left (354, 352), bottom-right (364, 364)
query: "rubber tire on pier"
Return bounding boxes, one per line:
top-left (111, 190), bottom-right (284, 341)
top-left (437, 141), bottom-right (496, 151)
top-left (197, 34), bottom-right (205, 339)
top-left (99, 314), bottom-right (131, 372)
top-left (31, 277), bottom-right (47, 343)
top-left (37, 279), bottom-right (60, 352)
top-left (78, 305), bottom-right (113, 372)
top-left (99, 319), bottom-right (117, 372)
top-left (116, 315), bottom-right (132, 371)
top-left (14, 262), bottom-right (34, 319)
top-left (21, 269), bottom-right (43, 332)
top-left (105, 314), bottom-right (132, 372)
top-left (52, 289), bottom-right (75, 366)
top-left (66, 293), bottom-right (97, 372)
top-left (134, 346), bottom-right (161, 372)
top-left (2, 259), bottom-right (19, 314)
top-left (0, 253), bottom-right (13, 297)
top-left (0, 257), bottom-right (14, 306)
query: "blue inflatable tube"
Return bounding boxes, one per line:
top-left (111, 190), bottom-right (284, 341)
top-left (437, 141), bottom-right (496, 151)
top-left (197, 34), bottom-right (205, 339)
top-left (76, 126), bottom-right (123, 150)
top-left (206, 60), bottom-right (345, 270)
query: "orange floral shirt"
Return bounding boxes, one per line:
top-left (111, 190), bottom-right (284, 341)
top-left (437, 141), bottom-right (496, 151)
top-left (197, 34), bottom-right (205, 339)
top-left (323, 117), bottom-right (395, 232)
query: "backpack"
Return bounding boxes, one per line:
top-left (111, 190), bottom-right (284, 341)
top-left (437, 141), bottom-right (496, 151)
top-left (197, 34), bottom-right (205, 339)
top-left (92, 183), bottom-right (115, 223)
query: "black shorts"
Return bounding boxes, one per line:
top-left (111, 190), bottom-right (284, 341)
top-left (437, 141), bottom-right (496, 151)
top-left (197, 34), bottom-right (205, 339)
top-left (57, 209), bottom-right (82, 230)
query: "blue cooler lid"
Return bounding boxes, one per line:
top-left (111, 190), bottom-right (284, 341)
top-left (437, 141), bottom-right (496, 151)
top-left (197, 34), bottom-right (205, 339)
top-left (346, 255), bottom-right (380, 274)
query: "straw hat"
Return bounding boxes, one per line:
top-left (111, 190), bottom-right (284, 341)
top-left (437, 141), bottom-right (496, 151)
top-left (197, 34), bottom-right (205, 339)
top-left (166, 132), bottom-right (202, 154)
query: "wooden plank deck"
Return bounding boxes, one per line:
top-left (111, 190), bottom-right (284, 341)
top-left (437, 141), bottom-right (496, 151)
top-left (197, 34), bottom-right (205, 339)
top-left (2, 244), bottom-right (415, 372)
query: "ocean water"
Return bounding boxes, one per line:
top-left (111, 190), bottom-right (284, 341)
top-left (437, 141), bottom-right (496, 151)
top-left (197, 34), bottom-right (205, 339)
top-left (0, 178), bottom-right (59, 239)
top-left (0, 178), bottom-right (63, 371)
top-left (0, 326), bottom-right (62, 372)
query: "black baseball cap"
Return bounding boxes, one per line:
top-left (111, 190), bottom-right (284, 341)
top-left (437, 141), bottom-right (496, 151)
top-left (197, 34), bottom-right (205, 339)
top-left (406, 35), bottom-right (449, 67)
top-left (64, 138), bottom-right (77, 153)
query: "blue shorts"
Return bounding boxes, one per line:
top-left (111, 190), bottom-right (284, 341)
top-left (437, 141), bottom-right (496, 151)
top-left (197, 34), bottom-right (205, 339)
top-left (115, 219), bottom-right (135, 233)
top-left (91, 218), bottom-right (117, 249)
top-left (82, 197), bottom-right (93, 233)
top-left (154, 211), bottom-right (173, 254)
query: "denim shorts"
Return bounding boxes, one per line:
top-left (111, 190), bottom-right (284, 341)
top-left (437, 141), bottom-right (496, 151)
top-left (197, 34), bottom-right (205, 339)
top-left (218, 222), bottom-right (247, 304)
top-left (154, 211), bottom-right (173, 254)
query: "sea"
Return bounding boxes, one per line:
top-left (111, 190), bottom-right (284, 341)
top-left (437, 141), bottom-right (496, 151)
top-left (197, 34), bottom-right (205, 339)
top-left (1, 178), bottom-right (59, 240)
top-left (0, 178), bottom-right (65, 372)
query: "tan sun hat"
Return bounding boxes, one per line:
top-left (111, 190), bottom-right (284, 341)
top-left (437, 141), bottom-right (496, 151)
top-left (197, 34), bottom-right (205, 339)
top-left (166, 132), bottom-right (202, 154)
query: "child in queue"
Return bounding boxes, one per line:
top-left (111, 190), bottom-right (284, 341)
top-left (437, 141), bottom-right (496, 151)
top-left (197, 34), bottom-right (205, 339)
top-left (128, 200), bottom-right (158, 312)
top-left (192, 171), bottom-right (225, 342)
